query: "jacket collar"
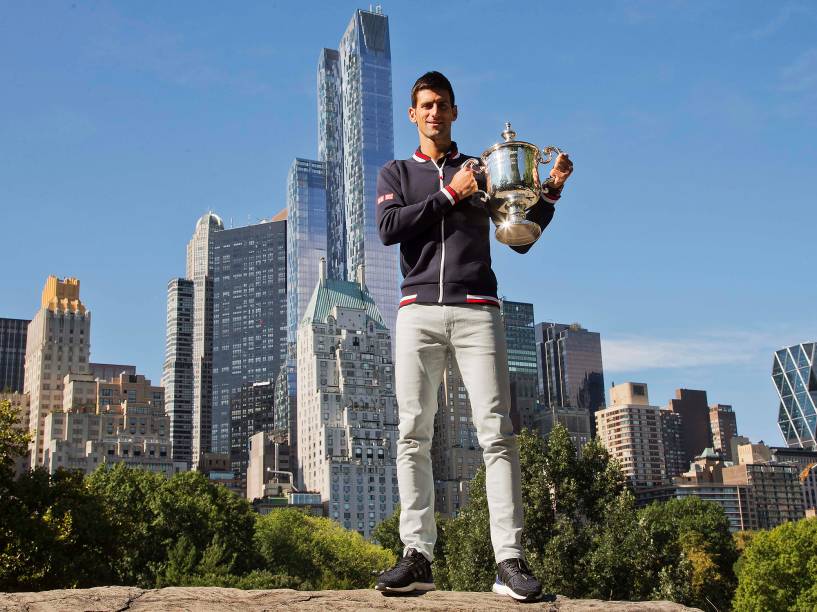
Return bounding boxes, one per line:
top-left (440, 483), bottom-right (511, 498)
top-left (412, 141), bottom-right (460, 163)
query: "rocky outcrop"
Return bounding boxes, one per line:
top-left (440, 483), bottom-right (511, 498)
top-left (0, 587), bottom-right (701, 611)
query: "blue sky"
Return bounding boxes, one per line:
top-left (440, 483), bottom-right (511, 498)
top-left (2, 1), bottom-right (816, 445)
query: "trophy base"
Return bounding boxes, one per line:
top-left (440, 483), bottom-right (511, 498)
top-left (494, 219), bottom-right (541, 246)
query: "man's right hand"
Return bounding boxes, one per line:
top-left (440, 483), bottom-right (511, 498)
top-left (448, 167), bottom-right (477, 202)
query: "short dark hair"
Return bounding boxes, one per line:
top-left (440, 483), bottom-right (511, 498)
top-left (411, 71), bottom-right (455, 107)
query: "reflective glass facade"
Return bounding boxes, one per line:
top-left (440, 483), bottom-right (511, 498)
top-left (536, 322), bottom-right (605, 441)
top-left (772, 342), bottom-right (817, 450)
top-left (0, 318), bottom-right (29, 393)
top-left (286, 159), bottom-right (328, 345)
top-left (211, 220), bottom-right (288, 471)
top-left (501, 301), bottom-right (540, 432)
top-left (318, 48), bottom-right (346, 282)
top-left (336, 9), bottom-right (400, 337)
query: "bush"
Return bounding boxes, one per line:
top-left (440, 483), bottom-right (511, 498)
top-left (255, 508), bottom-right (395, 589)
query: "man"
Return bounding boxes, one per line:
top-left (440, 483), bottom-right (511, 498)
top-left (374, 71), bottom-right (573, 602)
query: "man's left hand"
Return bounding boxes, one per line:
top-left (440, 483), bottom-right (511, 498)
top-left (548, 153), bottom-right (573, 190)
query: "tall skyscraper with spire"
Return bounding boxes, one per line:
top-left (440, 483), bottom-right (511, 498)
top-left (305, 7), bottom-right (399, 339)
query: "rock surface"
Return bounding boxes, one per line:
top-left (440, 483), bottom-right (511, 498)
top-left (0, 587), bottom-right (701, 611)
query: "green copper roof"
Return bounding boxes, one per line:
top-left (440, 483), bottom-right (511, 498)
top-left (301, 278), bottom-right (387, 330)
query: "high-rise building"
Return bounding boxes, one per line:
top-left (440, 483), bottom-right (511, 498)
top-left (0, 318), bottom-right (29, 393)
top-left (710, 403), bottom-right (738, 461)
top-left (660, 408), bottom-right (687, 479)
top-left (432, 355), bottom-right (481, 517)
top-left (317, 47), bottom-right (346, 282)
top-left (186, 212), bottom-right (224, 468)
top-left (24, 276), bottom-right (91, 466)
top-left (595, 383), bottom-right (666, 489)
top-left (501, 300), bottom-right (539, 432)
top-left (211, 219), bottom-right (287, 478)
top-left (296, 261), bottom-right (399, 537)
top-left (722, 460), bottom-right (805, 530)
top-left (535, 321), bottom-right (604, 447)
top-left (772, 342), bottom-right (817, 450)
top-left (664, 389), bottom-right (712, 466)
top-left (229, 380), bottom-right (276, 487)
top-left (162, 278), bottom-right (194, 466)
top-left (287, 159), bottom-right (328, 345)
top-left (274, 354), bottom-right (298, 469)
top-left (320, 7), bottom-right (399, 337)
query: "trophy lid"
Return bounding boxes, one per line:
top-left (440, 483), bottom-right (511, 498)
top-left (501, 122), bottom-right (517, 142)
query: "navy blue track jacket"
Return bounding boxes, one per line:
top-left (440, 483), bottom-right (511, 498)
top-left (376, 142), bottom-right (559, 308)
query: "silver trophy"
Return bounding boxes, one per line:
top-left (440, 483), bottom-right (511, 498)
top-left (464, 122), bottom-right (565, 246)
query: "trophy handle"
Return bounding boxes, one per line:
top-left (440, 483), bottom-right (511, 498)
top-left (462, 158), bottom-right (490, 203)
top-left (540, 146), bottom-right (563, 164)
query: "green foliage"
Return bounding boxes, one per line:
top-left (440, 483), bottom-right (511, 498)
top-left (371, 505), bottom-right (402, 558)
top-left (87, 465), bottom-right (257, 586)
top-left (0, 468), bottom-right (116, 591)
top-left (438, 425), bottom-right (739, 609)
top-left (0, 399), bottom-right (29, 484)
top-left (442, 467), bottom-right (495, 591)
top-left (733, 517), bottom-right (817, 612)
top-left (255, 508), bottom-right (396, 589)
top-left (639, 496), bottom-right (738, 611)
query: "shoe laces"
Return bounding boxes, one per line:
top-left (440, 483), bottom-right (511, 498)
top-left (379, 550), bottom-right (424, 575)
top-left (504, 558), bottom-right (532, 580)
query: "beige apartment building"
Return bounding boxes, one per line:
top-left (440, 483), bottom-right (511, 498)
top-left (24, 276), bottom-right (92, 466)
top-left (596, 382), bottom-right (666, 488)
top-left (722, 445), bottom-right (805, 529)
top-left (42, 372), bottom-right (183, 477)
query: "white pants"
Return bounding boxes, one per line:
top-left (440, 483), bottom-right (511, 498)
top-left (394, 303), bottom-right (524, 563)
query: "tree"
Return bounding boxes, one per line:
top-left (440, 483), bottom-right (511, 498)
top-left (0, 399), bottom-right (29, 485)
top-left (1, 468), bottom-right (116, 591)
top-left (255, 508), bottom-right (395, 589)
top-left (639, 496), bottom-right (738, 611)
top-left (733, 517), bottom-right (817, 612)
top-left (86, 463), bottom-right (166, 586)
top-left (87, 465), bottom-right (258, 587)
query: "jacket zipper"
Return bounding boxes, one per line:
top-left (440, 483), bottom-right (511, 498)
top-left (431, 157), bottom-right (447, 302)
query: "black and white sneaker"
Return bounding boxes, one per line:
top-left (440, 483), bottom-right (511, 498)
top-left (492, 558), bottom-right (552, 602)
top-left (375, 548), bottom-right (436, 594)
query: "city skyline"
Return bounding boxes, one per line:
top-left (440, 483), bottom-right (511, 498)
top-left (3, 2), bottom-right (816, 446)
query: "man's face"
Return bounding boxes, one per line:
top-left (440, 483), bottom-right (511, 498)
top-left (409, 88), bottom-right (457, 141)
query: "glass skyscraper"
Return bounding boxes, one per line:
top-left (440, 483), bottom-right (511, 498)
top-left (0, 318), bottom-right (29, 393)
top-left (211, 219), bottom-right (288, 474)
top-left (330, 8), bottom-right (399, 338)
top-left (318, 48), bottom-right (346, 282)
top-left (501, 300), bottom-right (540, 432)
top-left (286, 159), bottom-right (328, 345)
top-left (536, 322), bottom-right (605, 446)
top-left (772, 342), bottom-right (817, 450)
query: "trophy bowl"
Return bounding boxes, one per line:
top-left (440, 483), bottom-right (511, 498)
top-left (464, 122), bottom-right (564, 246)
